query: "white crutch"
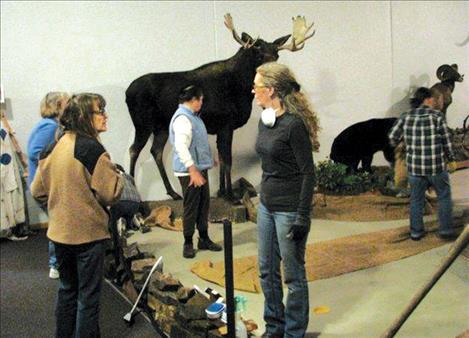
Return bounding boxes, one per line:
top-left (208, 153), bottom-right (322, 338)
top-left (123, 256), bottom-right (163, 325)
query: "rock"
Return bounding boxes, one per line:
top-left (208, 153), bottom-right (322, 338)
top-left (131, 258), bottom-right (158, 273)
top-left (148, 294), bottom-right (177, 335)
top-left (149, 288), bottom-right (180, 306)
top-left (451, 124), bottom-right (469, 161)
top-left (122, 280), bottom-right (138, 304)
top-left (176, 287), bottom-right (197, 303)
top-left (177, 293), bottom-right (211, 320)
top-left (188, 319), bottom-right (215, 332)
top-left (123, 242), bottom-right (141, 260)
top-left (150, 271), bottom-right (182, 292)
top-left (232, 177), bottom-right (258, 199)
top-left (230, 204), bottom-right (247, 223)
top-left (208, 326), bottom-right (227, 337)
top-left (242, 192), bottom-right (257, 223)
top-left (170, 324), bottom-right (205, 338)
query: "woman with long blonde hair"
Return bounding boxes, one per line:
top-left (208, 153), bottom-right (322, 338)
top-left (253, 62), bottom-right (319, 338)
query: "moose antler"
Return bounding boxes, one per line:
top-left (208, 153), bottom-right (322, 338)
top-left (224, 13), bottom-right (257, 49)
top-left (278, 15), bottom-right (315, 52)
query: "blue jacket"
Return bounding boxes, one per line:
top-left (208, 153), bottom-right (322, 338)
top-left (169, 105), bottom-right (213, 173)
top-left (27, 118), bottom-right (58, 188)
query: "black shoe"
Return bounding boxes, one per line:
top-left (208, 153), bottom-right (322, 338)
top-left (198, 237), bottom-right (222, 251)
top-left (183, 243), bottom-right (196, 258)
top-left (261, 332), bottom-right (284, 338)
top-left (410, 234), bottom-right (425, 241)
top-left (438, 233), bottom-right (459, 241)
top-left (140, 225), bottom-right (151, 233)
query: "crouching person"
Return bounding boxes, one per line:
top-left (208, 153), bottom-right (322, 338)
top-left (31, 93), bottom-right (123, 338)
top-left (110, 164), bottom-right (144, 232)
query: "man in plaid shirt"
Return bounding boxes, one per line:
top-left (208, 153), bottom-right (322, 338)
top-left (389, 87), bottom-right (458, 241)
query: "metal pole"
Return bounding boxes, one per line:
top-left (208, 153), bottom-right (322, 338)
top-left (223, 218), bottom-right (235, 338)
top-left (381, 226), bottom-right (469, 338)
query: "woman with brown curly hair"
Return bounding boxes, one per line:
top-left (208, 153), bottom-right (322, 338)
top-left (31, 93), bottom-right (123, 338)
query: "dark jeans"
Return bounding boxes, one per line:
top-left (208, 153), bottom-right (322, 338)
top-left (178, 170), bottom-right (209, 238)
top-left (54, 240), bottom-right (106, 338)
top-left (36, 202), bottom-right (59, 269)
top-left (109, 201), bottom-right (141, 267)
top-left (409, 171), bottom-right (454, 237)
top-left (257, 203), bottom-right (309, 338)
top-left (109, 200), bottom-right (141, 228)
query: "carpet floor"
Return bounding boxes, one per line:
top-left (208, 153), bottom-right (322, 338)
top-left (0, 230), bottom-right (160, 338)
top-left (191, 221), bottom-right (461, 293)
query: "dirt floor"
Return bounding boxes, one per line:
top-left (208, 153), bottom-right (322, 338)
top-left (146, 190), bottom-right (424, 225)
top-left (311, 191), bottom-right (420, 222)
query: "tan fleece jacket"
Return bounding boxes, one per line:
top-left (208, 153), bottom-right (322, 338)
top-left (31, 132), bottom-right (123, 245)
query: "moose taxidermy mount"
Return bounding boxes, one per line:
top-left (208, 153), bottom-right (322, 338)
top-left (126, 13), bottom-right (315, 200)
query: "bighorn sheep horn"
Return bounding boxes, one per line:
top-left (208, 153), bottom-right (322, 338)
top-left (436, 64), bottom-right (460, 81)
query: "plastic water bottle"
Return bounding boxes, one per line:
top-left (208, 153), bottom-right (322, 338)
top-left (234, 296), bottom-right (248, 338)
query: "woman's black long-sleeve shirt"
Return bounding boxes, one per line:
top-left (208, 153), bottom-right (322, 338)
top-left (255, 112), bottom-right (315, 217)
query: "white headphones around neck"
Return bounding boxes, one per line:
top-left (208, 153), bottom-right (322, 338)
top-left (261, 108), bottom-right (277, 128)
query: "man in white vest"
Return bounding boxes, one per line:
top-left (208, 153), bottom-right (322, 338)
top-left (169, 85), bottom-right (223, 258)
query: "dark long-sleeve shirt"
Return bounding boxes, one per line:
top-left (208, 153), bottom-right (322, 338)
top-left (388, 105), bottom-right (455, 176)
top-left (255, 112), bottom-right (315, 217)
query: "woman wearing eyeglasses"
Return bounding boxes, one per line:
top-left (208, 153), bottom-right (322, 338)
top-left (253, 62), bottom-right (320, 338)
top-left (31, 93), bottom-right (123, 338)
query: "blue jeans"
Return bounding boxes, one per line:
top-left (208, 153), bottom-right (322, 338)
top-left (49, 241), bottom-right (58, 269)
top-left (54, 240), bottom-right (106, 338)
top-left (257, 203), bottom-right (309, 338)
top-left (409, 171), bottom-right (453, 238)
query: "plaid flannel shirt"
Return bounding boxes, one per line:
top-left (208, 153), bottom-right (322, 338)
top-left (388, 106), bottom-right (455, 176)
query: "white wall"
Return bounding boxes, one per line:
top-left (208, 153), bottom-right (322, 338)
top-left (2, 1), bottom-right (468, 204)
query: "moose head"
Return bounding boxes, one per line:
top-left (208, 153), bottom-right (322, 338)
top-left (224, 13), bottom-right (315, 65)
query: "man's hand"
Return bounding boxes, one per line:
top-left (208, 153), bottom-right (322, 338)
top-left (447, 161), bottom-right (458, 173)
top-left (188, 165), bottom-right (206, 187)
top-left (286, 214), bottom-right (310, 241)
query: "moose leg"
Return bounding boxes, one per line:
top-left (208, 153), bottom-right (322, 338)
top-left (150, 129), bottom-right (182, 200)
top-left (129, 128), bottom-right (152, 177)
top-left (216, 127), bottom-right (234, 201)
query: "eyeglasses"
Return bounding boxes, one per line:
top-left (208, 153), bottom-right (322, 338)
top-left (93, 109), bottom-right (107, 116)
top-left (252, 84), bottom-right (267, 90)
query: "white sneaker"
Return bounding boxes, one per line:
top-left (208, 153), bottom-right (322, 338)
top-left (132, 213), bottom-right (144, 229)
top-left (8, 234), bottom-right (28, 241)
top-left (117, 218), bottom-right (127, 237)
top-left (49, 267), bottom-right (60, 279)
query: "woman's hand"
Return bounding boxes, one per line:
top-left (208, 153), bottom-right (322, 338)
top-left (286, 214), bottom-right (311, 241)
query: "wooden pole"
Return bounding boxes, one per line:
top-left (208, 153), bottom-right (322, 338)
top-left (381, 225), bottom-right (469, 338)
